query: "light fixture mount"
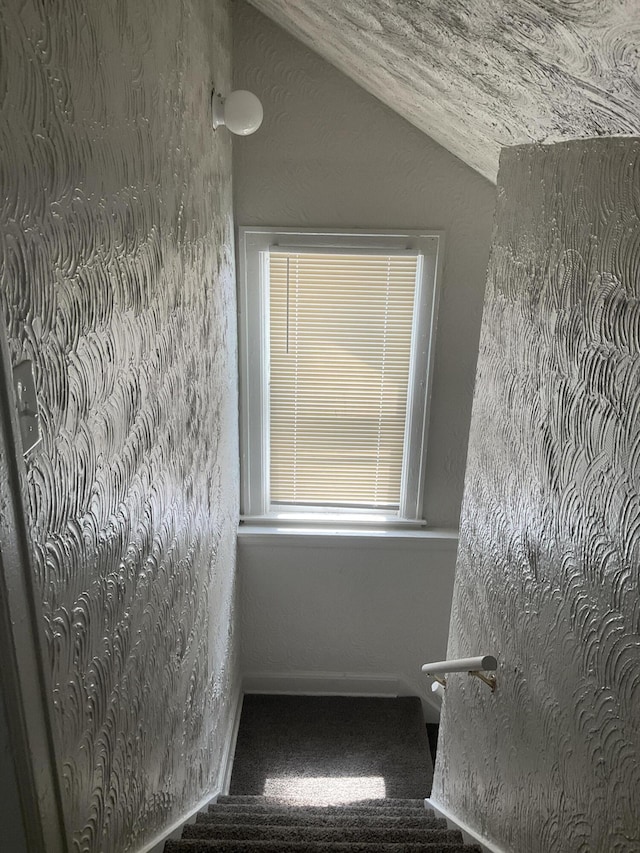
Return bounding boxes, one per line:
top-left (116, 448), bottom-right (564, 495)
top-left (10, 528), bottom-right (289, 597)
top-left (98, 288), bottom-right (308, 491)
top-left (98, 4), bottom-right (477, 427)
top-left (211, 90), bottom-right (226, 130)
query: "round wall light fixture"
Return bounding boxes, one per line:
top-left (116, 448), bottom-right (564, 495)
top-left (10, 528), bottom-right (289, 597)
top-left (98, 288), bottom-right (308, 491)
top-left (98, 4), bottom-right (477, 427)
top-left (212, 89), bottom-right (263, 135)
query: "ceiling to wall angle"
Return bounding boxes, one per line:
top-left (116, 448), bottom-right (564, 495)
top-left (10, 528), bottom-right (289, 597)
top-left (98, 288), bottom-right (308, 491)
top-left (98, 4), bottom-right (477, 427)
top-left (247, 0), bottom-right (640, 182)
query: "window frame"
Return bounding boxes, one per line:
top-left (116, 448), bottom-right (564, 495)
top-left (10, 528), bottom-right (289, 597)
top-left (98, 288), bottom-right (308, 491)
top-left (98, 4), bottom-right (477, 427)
top-left (237, 227), bottom-right (443, 528)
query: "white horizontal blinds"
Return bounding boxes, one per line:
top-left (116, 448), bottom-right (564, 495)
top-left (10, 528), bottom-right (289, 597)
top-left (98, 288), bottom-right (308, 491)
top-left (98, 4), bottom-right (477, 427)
top-left (269, 250), bottom-right (418, 508)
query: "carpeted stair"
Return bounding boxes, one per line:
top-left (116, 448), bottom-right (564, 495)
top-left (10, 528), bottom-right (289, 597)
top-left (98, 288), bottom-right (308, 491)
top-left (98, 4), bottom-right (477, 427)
top-left (164, 795), bottom-right (482, 852)
top-left (165, 697), bottom-right (480, 852)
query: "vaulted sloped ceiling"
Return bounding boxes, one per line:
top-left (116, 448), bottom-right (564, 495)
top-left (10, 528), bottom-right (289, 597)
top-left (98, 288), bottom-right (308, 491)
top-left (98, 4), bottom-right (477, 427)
top-left (247, 0), bottom-right (640, 182)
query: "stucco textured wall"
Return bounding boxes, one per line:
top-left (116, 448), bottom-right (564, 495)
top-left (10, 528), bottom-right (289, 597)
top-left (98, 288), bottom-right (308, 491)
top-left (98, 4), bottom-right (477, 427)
top-left (233, 0), bottom-right (495, 529)
top-left (247, 0), bottom-right (640, 182)
top-left (0, 2), bottom-right (239, 851)
top-left (433, 139), bottom-right (640, 853)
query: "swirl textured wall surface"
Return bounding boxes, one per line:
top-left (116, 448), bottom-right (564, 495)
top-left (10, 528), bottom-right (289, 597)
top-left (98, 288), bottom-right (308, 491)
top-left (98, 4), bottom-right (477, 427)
top-left (247, 0), bottom-right (640, 182)
top-left (0, 2), bottom-right (239, 851)
top-left (432, 139), bottom-right (640, 852)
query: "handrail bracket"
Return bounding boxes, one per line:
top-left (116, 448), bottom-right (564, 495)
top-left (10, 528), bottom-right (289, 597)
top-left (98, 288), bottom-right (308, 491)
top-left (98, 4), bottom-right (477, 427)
top-left (469, 670), bottom-right (496, 692)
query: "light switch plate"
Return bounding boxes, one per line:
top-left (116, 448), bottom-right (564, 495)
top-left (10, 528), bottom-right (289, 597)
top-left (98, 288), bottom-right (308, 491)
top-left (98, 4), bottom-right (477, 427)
top-left (13, 360), bottom-right (41, 455)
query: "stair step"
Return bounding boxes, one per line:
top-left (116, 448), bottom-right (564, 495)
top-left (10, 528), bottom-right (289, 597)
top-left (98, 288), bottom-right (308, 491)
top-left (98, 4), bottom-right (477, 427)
top-left (197, 810), bottom-right (446, 830)
top-left (216, 797), bottom-right (427, 810)
top-left (207, 803), bottom-right (436, 818)
top-left (166, 841), bottom-right (480, 853)
top-left (183, 822), bottom-right (463, 845)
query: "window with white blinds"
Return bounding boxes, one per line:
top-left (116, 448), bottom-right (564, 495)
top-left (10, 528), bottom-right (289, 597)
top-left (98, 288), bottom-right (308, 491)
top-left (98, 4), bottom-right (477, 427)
top-left (238, 228), bottom-right (441, 525)
top-left (269, 251), bottom-right (418, 509)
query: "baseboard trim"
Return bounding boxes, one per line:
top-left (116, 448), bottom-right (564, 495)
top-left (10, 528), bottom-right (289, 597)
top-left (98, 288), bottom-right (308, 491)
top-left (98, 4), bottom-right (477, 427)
top-left (221, 686), bottom-right (244, 794)
top-left (243, 669), bottom-right (409, 697)
top-left (426, 799), bottom-right (512, 853)
top-left (242, 670), bottom-right (441, 720)
top-left (137, 789), bottom-right (219, 853)
top-left (135, 684), bottom-right (244, 853)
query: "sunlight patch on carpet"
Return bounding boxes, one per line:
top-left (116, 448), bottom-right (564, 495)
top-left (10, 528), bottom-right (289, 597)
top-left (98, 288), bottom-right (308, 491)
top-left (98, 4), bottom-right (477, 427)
top-left (263, 775), bottom-right (386, 805)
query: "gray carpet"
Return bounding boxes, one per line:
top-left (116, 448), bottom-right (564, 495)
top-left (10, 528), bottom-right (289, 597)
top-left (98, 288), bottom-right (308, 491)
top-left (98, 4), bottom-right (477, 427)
top-left (229, 695), bottom-right (433, 802)
top-left (164, 697), bottom-right (482, 852)
top-left (165, 797), bottom-right (482, 851)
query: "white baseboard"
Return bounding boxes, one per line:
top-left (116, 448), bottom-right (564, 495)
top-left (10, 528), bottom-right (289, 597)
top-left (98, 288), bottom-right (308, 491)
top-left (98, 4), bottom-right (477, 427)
top-left (242, 669), bottom-right (441, 721)
top-left (138, 789), bottom-right (220, 853)
top-left (243, 669), bottom-right (408, 697)
top-left (135, 684), bottom-right (244, 853)
top-left (220, 687), bottom-right (244, 794)
top-left (426, 798), bottom-right (512, 853)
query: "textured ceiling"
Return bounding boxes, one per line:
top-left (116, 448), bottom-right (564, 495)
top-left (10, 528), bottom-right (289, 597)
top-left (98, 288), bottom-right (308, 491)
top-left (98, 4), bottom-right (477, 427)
top-left (247, 0), bottom-right (640, 182)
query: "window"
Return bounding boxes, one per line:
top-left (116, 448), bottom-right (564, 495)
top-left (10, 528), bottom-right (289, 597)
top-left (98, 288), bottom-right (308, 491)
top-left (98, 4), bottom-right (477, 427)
top-left (238, 228), bottom-right (442, 527)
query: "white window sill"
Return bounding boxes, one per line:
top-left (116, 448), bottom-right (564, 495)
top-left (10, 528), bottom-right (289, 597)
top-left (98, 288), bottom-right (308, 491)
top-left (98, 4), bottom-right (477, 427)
top-left (237, 521), bottom-right (459, 550)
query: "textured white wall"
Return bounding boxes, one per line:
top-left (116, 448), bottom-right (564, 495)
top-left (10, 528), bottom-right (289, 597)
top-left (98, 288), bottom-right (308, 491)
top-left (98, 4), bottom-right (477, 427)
top-left (247, 0), bottom-right (640, 182)
top-left (0, 2), bottom-right (239, 851)
top-left (232, 2), bottom-right (495, 714)
top-left (433, 138), bottom-right (640, 853)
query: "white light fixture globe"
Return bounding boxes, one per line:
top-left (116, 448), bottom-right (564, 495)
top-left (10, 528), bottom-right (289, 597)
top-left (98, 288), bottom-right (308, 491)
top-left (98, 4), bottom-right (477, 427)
top-left (212, 89), bottom-right (263, 136)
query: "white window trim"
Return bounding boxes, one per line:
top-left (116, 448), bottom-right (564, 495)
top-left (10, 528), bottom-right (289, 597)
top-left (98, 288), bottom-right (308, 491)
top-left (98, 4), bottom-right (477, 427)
top-left (237, 227), bottom-right (443, 529)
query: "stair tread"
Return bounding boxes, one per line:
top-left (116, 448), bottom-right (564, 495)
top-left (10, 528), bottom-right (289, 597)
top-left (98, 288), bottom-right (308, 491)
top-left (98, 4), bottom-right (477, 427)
top-left (216, 797), bottom-right (427, 810)
top-left (208, 804), bottom-right (436, 817)
top-left (183, 822), bottom-right (463, 844)
top-left (197, 811), bottom-right (446, 829)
